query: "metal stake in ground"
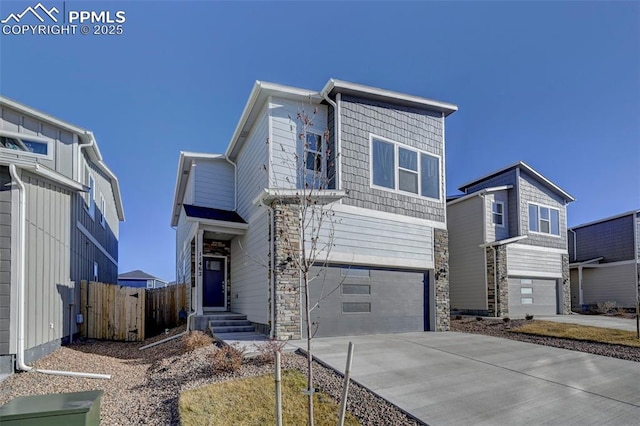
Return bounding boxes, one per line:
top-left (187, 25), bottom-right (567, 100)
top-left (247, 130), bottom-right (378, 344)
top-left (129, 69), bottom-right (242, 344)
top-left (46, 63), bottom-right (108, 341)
top-left (275, 351), bottom-right (282, 426)
top-left (338, 342), bottom-right (355, 426)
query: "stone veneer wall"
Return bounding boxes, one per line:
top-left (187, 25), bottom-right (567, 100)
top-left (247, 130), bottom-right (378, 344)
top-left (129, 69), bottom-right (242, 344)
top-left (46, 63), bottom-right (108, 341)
top-left (272, 202), bottom-right (301, 340)
top-left (434, 228), bottom-right (450, 331)
top-left (561, 254), bottom-right (571, 314)
top-left (486, 245), bottom-right (509, 317)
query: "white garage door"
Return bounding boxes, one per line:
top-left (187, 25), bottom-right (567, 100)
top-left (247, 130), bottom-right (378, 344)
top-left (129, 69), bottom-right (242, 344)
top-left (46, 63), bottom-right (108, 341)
top-left (508, 278), bottom-right (557, 317)
top-left (306, 265), bottom-right (428, 337)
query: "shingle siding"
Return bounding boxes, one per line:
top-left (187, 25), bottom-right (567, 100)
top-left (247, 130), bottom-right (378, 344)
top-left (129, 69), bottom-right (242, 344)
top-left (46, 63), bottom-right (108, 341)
top-left (339, 95), bottom-right (445, 223)
top-left (571, 215), bottom-right (635, 263)
top-left (0, 166), bottom-right (11, 354)
top-left (517, 170), bottom-right (567, 250)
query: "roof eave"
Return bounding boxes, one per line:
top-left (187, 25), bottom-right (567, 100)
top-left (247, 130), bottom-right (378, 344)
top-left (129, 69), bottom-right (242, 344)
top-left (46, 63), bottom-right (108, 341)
top-left (321, 78), bottom-right (458, 116)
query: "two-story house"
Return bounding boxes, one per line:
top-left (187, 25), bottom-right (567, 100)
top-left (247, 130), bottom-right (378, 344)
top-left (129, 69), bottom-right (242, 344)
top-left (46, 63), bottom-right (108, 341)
top-left (172, 79), bottom-right (457, 339)
top-left (569, 210), bottom-right (640, 310)
top-left (447, 162), bottom-right (574, 317)
top-left (0, 96), bottom-right (125, 374)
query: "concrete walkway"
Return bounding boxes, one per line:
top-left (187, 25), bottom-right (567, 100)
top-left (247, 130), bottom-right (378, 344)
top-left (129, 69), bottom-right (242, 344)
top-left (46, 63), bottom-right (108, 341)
top-left (294, 332), bottom-right (640, 425)
top-left (538, 314), bottom-right (638, 332)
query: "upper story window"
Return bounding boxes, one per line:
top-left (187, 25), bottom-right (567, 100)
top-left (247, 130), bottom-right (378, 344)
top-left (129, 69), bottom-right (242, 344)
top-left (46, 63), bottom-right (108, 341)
top-left (0, 135), bottom-right (49, 156)
top-left (84, 168), bottom-right (96, 220)
top-left (529, 203), bottom-right (560, 236)
top-left (100, 194), bottom-right (106, 227)
top-left (492, 201), bottom-right (504, 226)
top-left (370, 135), bottom-right (440, 200)
top-left (303, 132), bottom-right (326, 189)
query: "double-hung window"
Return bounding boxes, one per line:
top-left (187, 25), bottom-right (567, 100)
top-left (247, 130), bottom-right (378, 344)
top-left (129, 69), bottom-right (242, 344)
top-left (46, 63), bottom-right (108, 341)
top-left (492, 201), bottom-right (504, 226)
top-left (304, 132), bottom-right (325, 189)
top-left (371, 135), bottom-right (440, 200)
top-left (528, 203), bottom-right (560, 235)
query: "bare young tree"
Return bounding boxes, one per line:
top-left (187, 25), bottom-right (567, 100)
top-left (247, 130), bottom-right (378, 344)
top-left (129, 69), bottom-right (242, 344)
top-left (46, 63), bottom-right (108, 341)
top-left (268, 99), bottom-right (339, 425)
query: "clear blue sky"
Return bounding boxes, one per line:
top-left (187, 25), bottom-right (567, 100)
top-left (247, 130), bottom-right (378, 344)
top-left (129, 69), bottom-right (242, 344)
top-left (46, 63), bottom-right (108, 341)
top-left (1, 1), bottom-right (638, 282)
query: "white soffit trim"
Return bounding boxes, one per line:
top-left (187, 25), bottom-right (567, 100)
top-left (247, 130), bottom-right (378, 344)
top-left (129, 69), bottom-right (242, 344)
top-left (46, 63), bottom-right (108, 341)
top-left (447, 186), bottom-right (513, 206)
top-left (508, 243), bottom-right (568, 255)
top-left (569, 257), bottom-right (604, 268)
top-left (580, 259), bottom-right (637, 268)
top-left (507, 270), bottom-right (563, 279)
top-left (321, 79), bottom-right (458, 116)
top-left (1, 161), bottom-right (84, 191)
top-left (479, 235), bottom-right (528, 248)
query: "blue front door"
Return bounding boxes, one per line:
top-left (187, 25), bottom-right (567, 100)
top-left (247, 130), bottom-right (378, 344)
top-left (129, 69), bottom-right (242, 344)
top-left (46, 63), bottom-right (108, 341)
top-left (203, 257), bottom-right (225, 308)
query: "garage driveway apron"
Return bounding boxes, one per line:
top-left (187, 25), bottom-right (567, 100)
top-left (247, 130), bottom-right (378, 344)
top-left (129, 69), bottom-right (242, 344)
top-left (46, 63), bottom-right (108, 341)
top-left (294, 332), bottom-right (640, 425)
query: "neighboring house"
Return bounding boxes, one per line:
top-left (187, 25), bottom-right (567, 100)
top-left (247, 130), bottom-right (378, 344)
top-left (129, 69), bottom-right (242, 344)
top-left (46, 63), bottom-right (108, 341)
top-left (568, 210), bottom-right (640, 310)
top-left (118, 270), bottom-right (169, 289)
top-left (0, 96), bottom-right (125, 374)
top-left (172, 79), bottom-right (457, 339)
top-left (447, 162), bottom-right (575, 317)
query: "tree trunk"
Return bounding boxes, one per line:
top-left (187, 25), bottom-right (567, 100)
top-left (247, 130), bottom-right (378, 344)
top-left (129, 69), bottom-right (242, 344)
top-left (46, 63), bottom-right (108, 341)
top-left (304, 271), bottom-right (314, 426)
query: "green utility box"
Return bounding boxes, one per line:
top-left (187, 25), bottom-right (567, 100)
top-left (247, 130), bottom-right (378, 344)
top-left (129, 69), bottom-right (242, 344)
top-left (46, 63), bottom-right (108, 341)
top-left (0, 390), bottom-right (103, 426)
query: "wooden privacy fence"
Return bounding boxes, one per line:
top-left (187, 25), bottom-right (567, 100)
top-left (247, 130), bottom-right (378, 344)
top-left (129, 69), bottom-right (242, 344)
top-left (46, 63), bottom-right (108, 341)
top-left (80, 281), bottom-right (187, 342)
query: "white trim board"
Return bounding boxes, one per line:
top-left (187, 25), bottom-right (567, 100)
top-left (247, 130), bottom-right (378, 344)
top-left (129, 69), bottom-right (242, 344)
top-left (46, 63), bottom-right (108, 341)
top-left (76, 221), bottom-right (118, 266)
top-left (508, 243), bottom-right (568, 255)
top-left (332, 202), bottom-right (447, 230)
top-left (507, 270), bottom-right (563, 279)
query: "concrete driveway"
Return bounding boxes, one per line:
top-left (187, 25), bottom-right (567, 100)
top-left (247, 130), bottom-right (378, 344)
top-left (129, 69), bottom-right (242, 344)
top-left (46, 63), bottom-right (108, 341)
top-left (538, 314), bottom-right (638, 332)
top-left (297, 332), bottom-right (640, 425)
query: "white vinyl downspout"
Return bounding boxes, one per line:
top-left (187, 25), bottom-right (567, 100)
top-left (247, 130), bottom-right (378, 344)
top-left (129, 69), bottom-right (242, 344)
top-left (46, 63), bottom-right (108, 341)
top-left (77, 134), bottom-right (94, 182)
top-left (9, 164), bottom-right (110, 379)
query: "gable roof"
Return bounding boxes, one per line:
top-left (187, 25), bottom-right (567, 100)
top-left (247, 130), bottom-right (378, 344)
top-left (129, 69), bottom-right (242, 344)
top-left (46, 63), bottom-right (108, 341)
top-left (0, 95), bottom-right (125, 221)
top-left (118, 269), bottom-right (162, 281)
top-left (458, 161), bottom-right (575, 203)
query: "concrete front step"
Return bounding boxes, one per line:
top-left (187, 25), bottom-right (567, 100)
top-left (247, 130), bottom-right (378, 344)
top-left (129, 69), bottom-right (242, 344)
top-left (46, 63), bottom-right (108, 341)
top-left (208, 319), bottom-right (252, 327)
top-left (203, 313), bottom-right (248, 321)
top-left (211, 325), bottom-right (256, 333)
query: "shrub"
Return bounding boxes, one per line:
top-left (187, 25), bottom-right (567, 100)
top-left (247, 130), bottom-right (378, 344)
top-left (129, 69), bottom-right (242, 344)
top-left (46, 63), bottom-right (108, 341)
top-left (597, 301), bottom-right (617, 315)
top-left (253, 338), bottom-right (288, 364)
top-left (210, 344), bottom-right (246, 373)
top-left (182, 331), bottom-right (213, 352)
top-left (475, 316), bottom-right (484, 321)
top-left (502, 317), bottom-right (511, 323)
top-left (525, 313), bottom-right (534, 321)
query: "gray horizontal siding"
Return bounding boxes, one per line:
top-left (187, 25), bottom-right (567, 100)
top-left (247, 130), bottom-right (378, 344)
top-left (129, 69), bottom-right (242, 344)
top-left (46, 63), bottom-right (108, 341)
top-left (230, 210), bottom-right (269, 325)
top-left (194, 160), bottom-right (235, 211)
top-left (0, 166), bottom-right (11, 354)
top-left (339, 95), bottom-right (445, 223)
top-left (507, 246), bottom-right (563, 278)
top-left (310, 205), bottom-right (435, 270)
top-left (572, 215), bottom-right (635, 263)
top-left (448, 196), bottom-right (487, 310)
top-left (582, 263), bottom-right (636, 307)
top-left (236, 106), bottom-right (269, 220)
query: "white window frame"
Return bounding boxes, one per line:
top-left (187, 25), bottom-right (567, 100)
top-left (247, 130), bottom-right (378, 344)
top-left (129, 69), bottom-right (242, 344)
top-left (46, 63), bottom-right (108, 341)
top-left (84, 170), bottom-right (96, 220)
top-left (93, 262), bottom-right (98, 282)
top-left (303, 131), bottom-right (326, 189)
top-left (528, 202), bottom-right (561, 237)
top-left (146, 280), bottom-right (154, 289)
top-left (100, 193), bottom-right (106, 228)
top-left (0, 130), bottom-right (53, 161)
top-left (492, 201), bottom-right (505, 227)
top-left (369, 134), bottom-right (441, 201)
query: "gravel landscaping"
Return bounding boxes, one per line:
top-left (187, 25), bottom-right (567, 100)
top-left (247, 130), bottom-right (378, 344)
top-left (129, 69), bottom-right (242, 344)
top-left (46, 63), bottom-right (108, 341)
top-left (451, 317), bottom-right (640, 362)
top-left (0, 329), bottom-right (420, 425)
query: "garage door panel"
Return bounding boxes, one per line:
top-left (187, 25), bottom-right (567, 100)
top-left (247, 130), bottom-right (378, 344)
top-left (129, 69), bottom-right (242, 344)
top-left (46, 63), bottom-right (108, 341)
top-left (306, 266), bottom-right (425, 337)
top-left (508, 278), bottom-right (557, 317)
